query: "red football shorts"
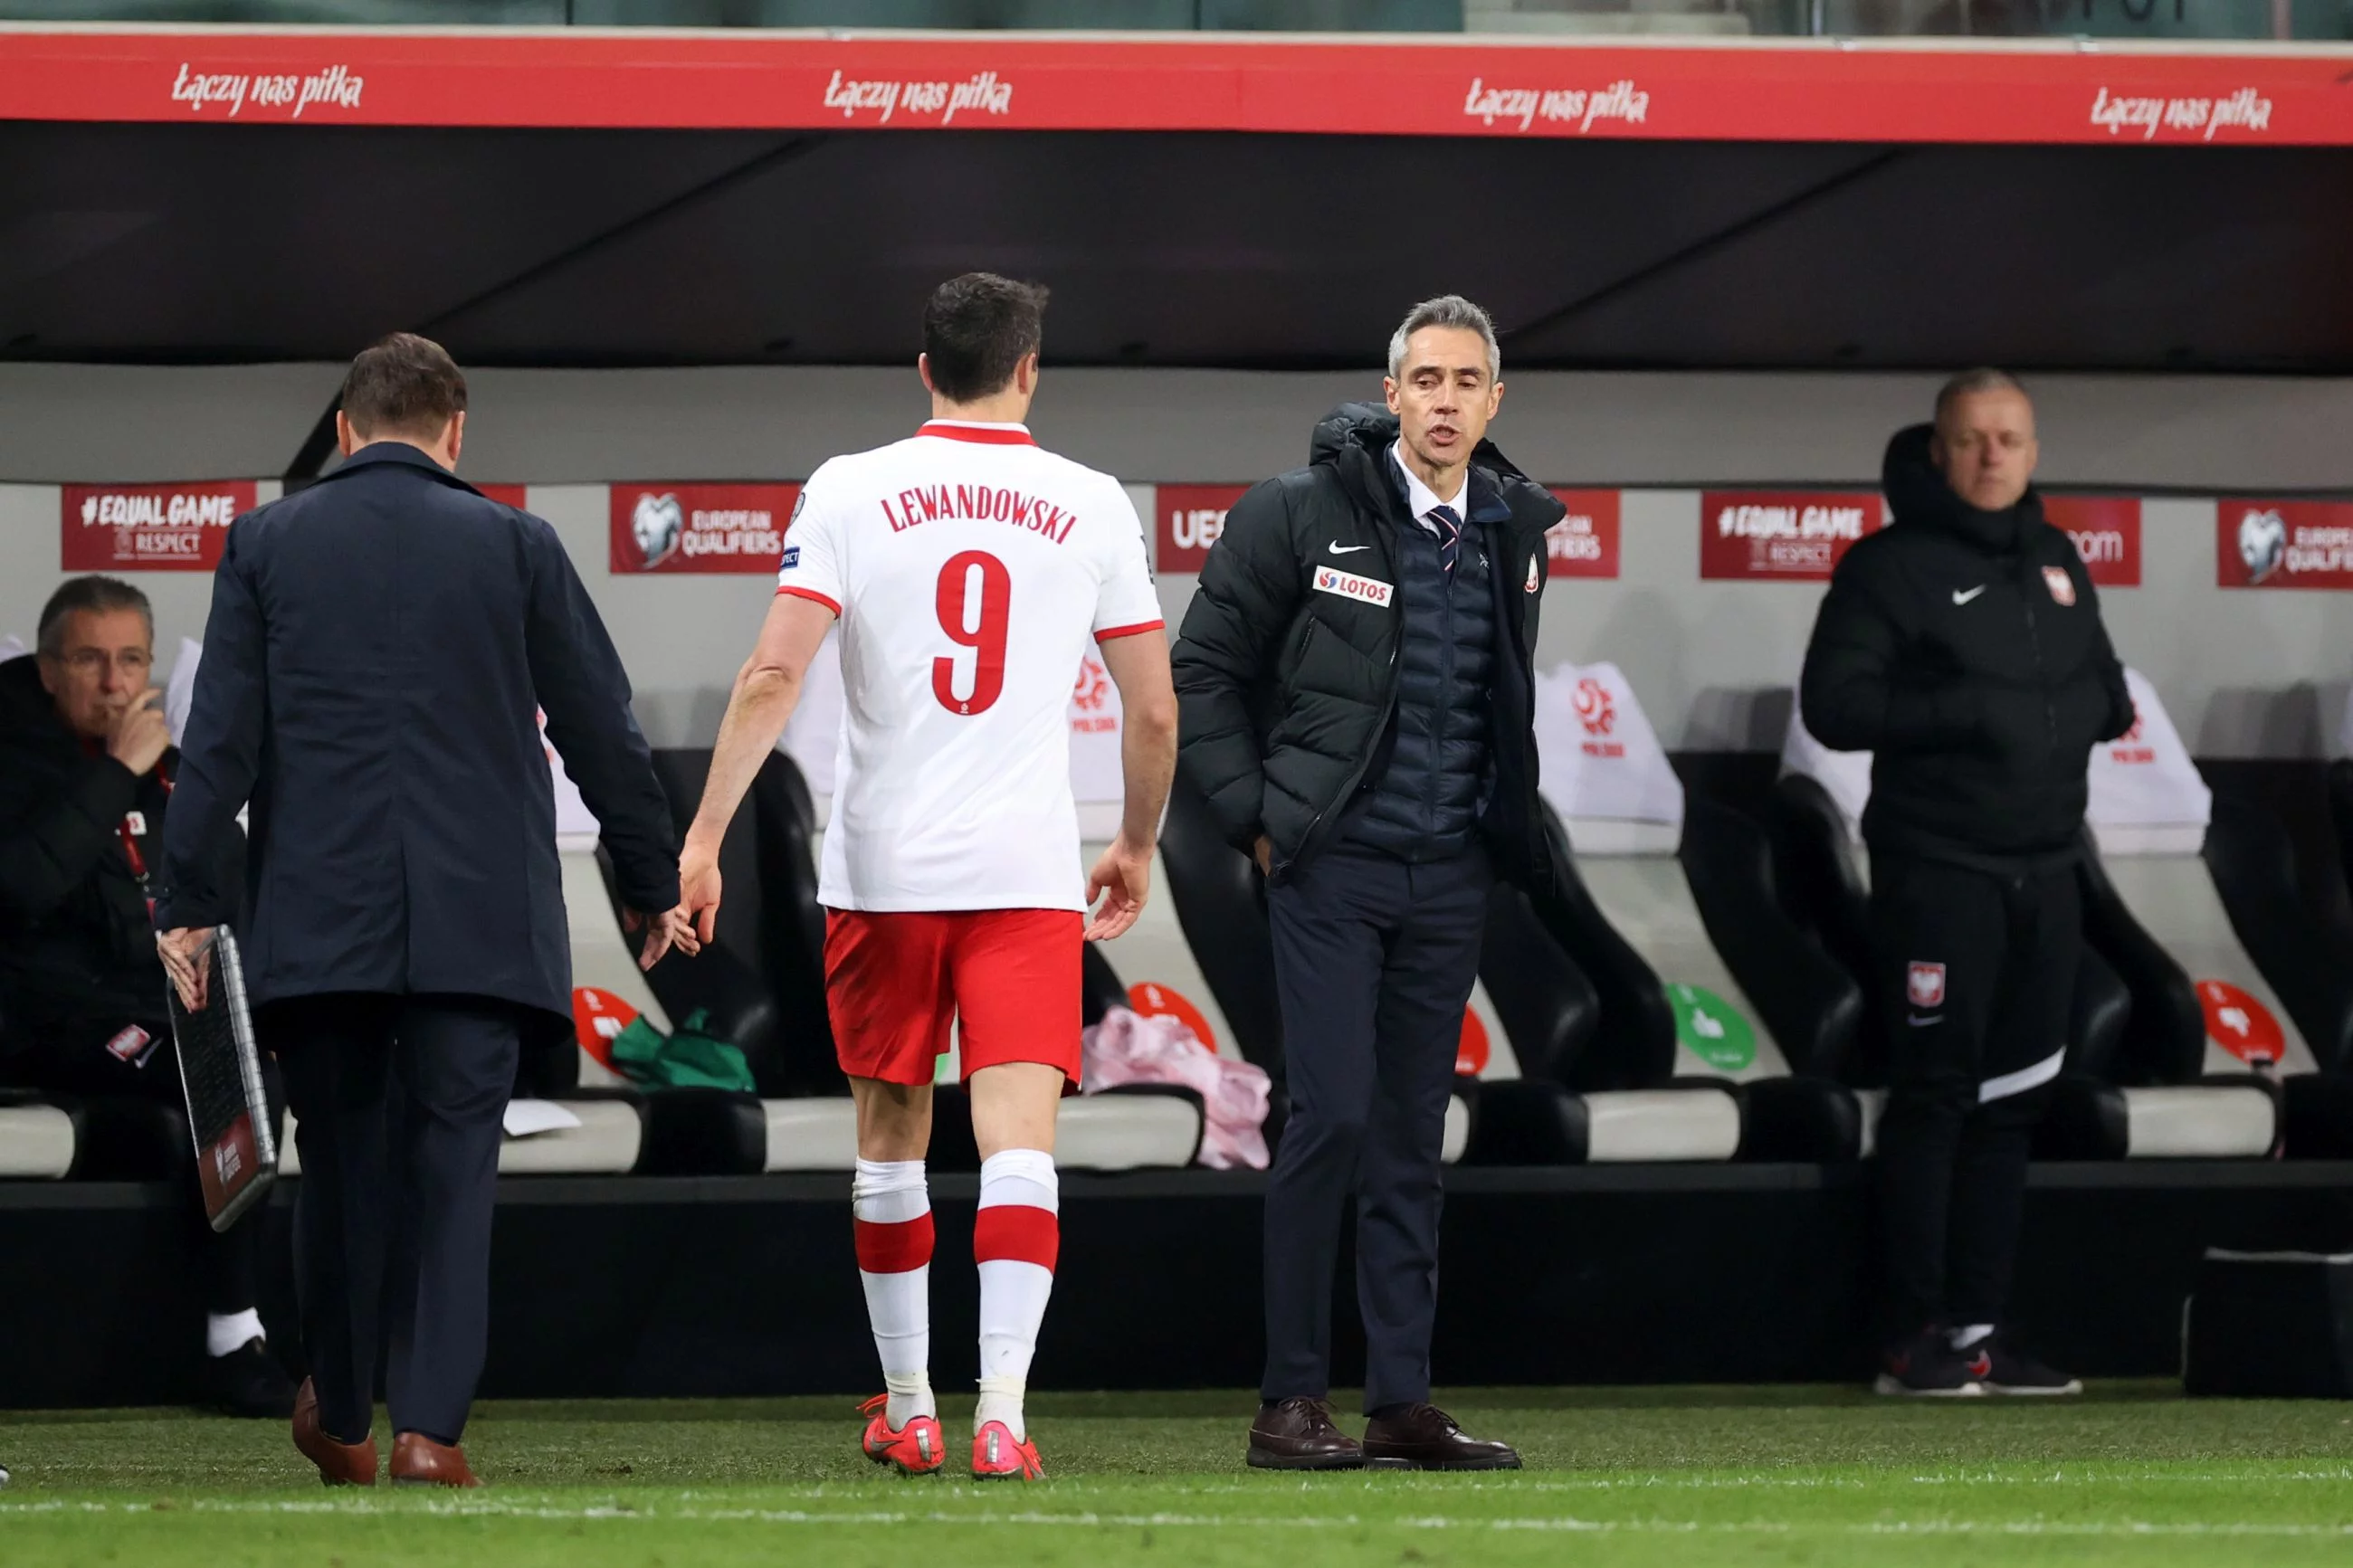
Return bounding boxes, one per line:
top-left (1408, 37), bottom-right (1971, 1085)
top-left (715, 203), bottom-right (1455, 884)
top-left (824, 908), bottom-right (1083, 1088)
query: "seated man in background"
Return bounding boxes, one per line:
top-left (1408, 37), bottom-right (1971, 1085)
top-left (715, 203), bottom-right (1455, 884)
top-left (0, 575), bottom-right (293, 1418)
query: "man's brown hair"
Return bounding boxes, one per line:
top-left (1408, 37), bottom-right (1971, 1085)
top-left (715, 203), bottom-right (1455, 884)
top-left (339, 331), bottom-right (468, 441)
top-left (922, 273), bottom-right (1050, 404)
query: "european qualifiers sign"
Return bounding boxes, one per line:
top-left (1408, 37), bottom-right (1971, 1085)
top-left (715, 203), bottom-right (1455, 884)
top-left (62, 481), bottom-right (257, 572)
top-left (2218, 499), bottom-right (2353, 590)
top-left (609, 482), bottom-right (801, 574)
top-left (1545, 488), bottom-right (1620, 580)
top-left (1153, 484), bottom-right (1249, 575)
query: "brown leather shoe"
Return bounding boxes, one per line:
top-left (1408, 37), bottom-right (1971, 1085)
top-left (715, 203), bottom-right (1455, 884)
top-left (291, 1379), bottom-right (376, 1487)
top-left (1247, 1397), bottom-right (1369, 1470)
top-left (1362, 1403), bottom-right (1521, 1471)
top-left (390, 1431), bottom-right (481, 1487)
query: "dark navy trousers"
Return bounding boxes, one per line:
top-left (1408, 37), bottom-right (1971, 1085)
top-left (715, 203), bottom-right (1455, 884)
top-left (1261, 841), bottom-right (1491, 1412)
top-left (265, 992), bottom-right (519, 1446)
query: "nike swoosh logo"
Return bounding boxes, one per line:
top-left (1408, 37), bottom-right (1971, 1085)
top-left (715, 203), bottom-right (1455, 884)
top-left (1328, 542), bottom-right (1372, 556)
top-left (1907, 1014), bottom-right (1944, 1028)
top-left (1951, 585), bottom-right (1987, 605)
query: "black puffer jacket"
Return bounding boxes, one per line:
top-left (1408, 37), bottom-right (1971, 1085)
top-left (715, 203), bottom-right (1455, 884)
top-left (1172, 404), bottom-right (1563, 887)
top-left (1345, 512), bottom-right (1496, 860)
top-left (0, 655), bottom-right (239, 1050)
top-left (1799, 424), bottom-right (2135, 868)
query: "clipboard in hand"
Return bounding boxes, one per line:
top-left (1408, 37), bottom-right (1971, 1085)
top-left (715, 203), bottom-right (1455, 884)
top-left (167, 928), bottom-right (278, 1232)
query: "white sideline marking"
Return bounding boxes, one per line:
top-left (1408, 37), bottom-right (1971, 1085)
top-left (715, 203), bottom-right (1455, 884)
top-left (5, 1498), bottom-right (2353, 1536)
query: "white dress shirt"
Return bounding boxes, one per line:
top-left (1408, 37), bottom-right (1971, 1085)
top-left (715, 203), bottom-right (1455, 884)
top-left (1390, 442), bottom-right (1470, 535)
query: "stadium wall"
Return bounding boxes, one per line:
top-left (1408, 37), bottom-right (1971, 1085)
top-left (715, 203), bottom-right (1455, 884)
top-left (0, 364), bottom-right (2346, 758)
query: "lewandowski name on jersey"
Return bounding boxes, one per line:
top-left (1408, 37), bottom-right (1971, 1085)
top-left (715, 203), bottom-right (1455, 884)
top-left (776, 422), bottom-right (1161, 916)
top-left (880, 482), bottom-right (1080, 544)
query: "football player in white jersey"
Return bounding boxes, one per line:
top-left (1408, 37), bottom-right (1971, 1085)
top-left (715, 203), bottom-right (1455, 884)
top-left (677, 274), bottom-right (1176, 1481)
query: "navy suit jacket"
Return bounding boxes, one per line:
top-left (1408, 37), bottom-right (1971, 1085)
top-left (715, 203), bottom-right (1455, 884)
top-left (156, 443), bottom-right (679, 1022)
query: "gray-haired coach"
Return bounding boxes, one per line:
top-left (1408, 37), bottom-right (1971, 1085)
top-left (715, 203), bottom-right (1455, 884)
top-left (1172, 297), bottom-right (1562, 1471)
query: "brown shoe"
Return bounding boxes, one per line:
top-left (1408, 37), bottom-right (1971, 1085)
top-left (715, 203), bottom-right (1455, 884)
top-left (1247, 1397), bottom-right (1369, 1470)
top-left (390, 1431), bottom-right (481, 1488)
top-left (1362, 1402), bottom-right (1521, 1471)
top-left (291, 1379), bottom-right (376, 1487)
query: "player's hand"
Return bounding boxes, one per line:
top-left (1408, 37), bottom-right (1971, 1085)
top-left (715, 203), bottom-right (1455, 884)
top-left (679, 841), bottom-right (724, 946)
top-left (631, 902), bottom-right (701, 970)
top-left (1253, 834), bottom-right (1272, 876)
top-left (1084, 835), bottom-right (1154, 942)
top-left (108, 689), bottom-right (170, 777)
top-left (157, 927), bottom-right (215, 1012)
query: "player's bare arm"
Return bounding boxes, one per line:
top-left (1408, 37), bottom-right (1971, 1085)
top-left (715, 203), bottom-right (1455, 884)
top-left (680, 591), bottom-right (837, 943)
top-left (1085, 628), bottom-right (1176, 942)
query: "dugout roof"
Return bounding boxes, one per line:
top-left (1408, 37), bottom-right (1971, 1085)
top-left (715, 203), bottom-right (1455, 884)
top-left (0, 26), bottom-right (2348, 373)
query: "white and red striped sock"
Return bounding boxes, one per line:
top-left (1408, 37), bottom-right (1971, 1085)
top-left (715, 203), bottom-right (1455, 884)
top-left (852, 1157), bottom-right (934, 1427)
top-left (973, 1147), bottom-right (1059, 1441)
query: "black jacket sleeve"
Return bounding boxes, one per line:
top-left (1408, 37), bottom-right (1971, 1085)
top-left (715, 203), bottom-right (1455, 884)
top-left (0, 754), bottom-right (138, 927)
top-left (2079, 577), bottom-right (2136, 744)
top-left (1170, 478), bottom-right (1305, 852)
top-left (1799, 551), bottom-right (1983, 755)
top-left (157, 527), bottom-right (267, 930)
top-left (522, 518), bottom-right (681, 914)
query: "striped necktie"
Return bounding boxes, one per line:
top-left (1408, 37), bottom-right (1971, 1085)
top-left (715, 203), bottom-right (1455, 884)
top-left (1430, 504), bottom-right (1463, 576)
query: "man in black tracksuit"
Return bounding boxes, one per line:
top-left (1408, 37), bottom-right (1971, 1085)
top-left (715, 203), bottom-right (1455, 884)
top-left (1801, 369), bottom-right (2133, 1398)
top-left (1173, 297), bottom-right (1560, 1470)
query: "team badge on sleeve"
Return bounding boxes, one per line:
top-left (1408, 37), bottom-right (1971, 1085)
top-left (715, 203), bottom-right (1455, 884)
top-left (1907, 962), bottom-right (1947, 1009)
top-left (2041, 565), bottom-right (2076, 606)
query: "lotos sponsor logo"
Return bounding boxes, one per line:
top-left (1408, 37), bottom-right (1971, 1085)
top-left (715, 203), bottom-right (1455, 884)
top-left (1572, 676), bottom-right (1624, 757)
top-left (2043, 496), bottom-right (2140, 587)
top-left (61, 481), bottom-right (257, 572)
top-left (1544, 488), bottom-right (1620, 579)
top-left (1462, 75), bottom-right (1650, 135)
top-left (609, 483), bottom-right (801, 574)
top-left (169, 61), bottom-right (363, 119)
top-left (822, 67), bottom-right (1013, 126)
top-left (1312, 565), bottom-right (1392, 608)
top-left (1155, 484), bottom-right (1247, 573)
top-left (1699, 490), bottom-right (1885, 581)
top-left (2217, 499), bottom-right (2353, 590)
top-left (2089, 84), bottom-right (2272, 143)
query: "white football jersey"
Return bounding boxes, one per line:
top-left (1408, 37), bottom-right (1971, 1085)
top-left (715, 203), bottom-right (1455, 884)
top-left (777, 420), bottom-right (1161, 912)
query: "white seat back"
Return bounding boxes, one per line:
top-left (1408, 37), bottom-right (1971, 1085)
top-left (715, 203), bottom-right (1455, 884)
top-left (1537, 661), bottom-right (1790, 1081)
top-left (2087, 671), bottom-right (2316, 1075)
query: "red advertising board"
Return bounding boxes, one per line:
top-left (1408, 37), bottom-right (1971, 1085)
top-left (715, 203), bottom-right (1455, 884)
top-left (1155, 484), bottom-right (1248, 575)
top-left (0, 30), bottom-right (2344, 147)
top-left (2217, 499), bottom-right (2353, 590)
top-left (1544, 489), bottom-right (1620, 581)
top-left (61, 481), bottom-right (256, 572)
top-left (1699, 490), bottom-right (1884, 582)
top-left (2044, 495), bottom-right (2141, 587)
top-left (610, 482), bottom-right (800, 574)
top-left (478, 483), bottom-right (529, 508)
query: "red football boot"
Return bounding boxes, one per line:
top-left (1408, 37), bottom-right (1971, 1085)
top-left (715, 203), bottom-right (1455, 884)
top-left (859, 1394), bottom-right (946, 1476)
top-left (971, 1421), bottom-right (1043, 1481)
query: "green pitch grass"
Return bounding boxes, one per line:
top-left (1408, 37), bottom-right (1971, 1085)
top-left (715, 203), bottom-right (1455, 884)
top-left (6, 1383), bottom-right (2353, 1566)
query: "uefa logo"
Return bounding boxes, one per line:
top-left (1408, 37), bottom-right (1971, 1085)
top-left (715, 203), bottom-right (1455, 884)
top-left (2237, 507), bottom-right (2287, 584)
top-left (631, 492), bottom-right (684, 570)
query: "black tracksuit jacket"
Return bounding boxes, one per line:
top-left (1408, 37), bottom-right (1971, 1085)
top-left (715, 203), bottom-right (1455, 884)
top-left (1171, 404), bottom-right (1564, 888)
top-left (1799, 424), bottom-right (2136, 870)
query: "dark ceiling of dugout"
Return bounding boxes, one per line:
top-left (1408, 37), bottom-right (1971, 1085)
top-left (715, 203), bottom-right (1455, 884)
top-left (1, 120), bottom-right (2348, 374)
